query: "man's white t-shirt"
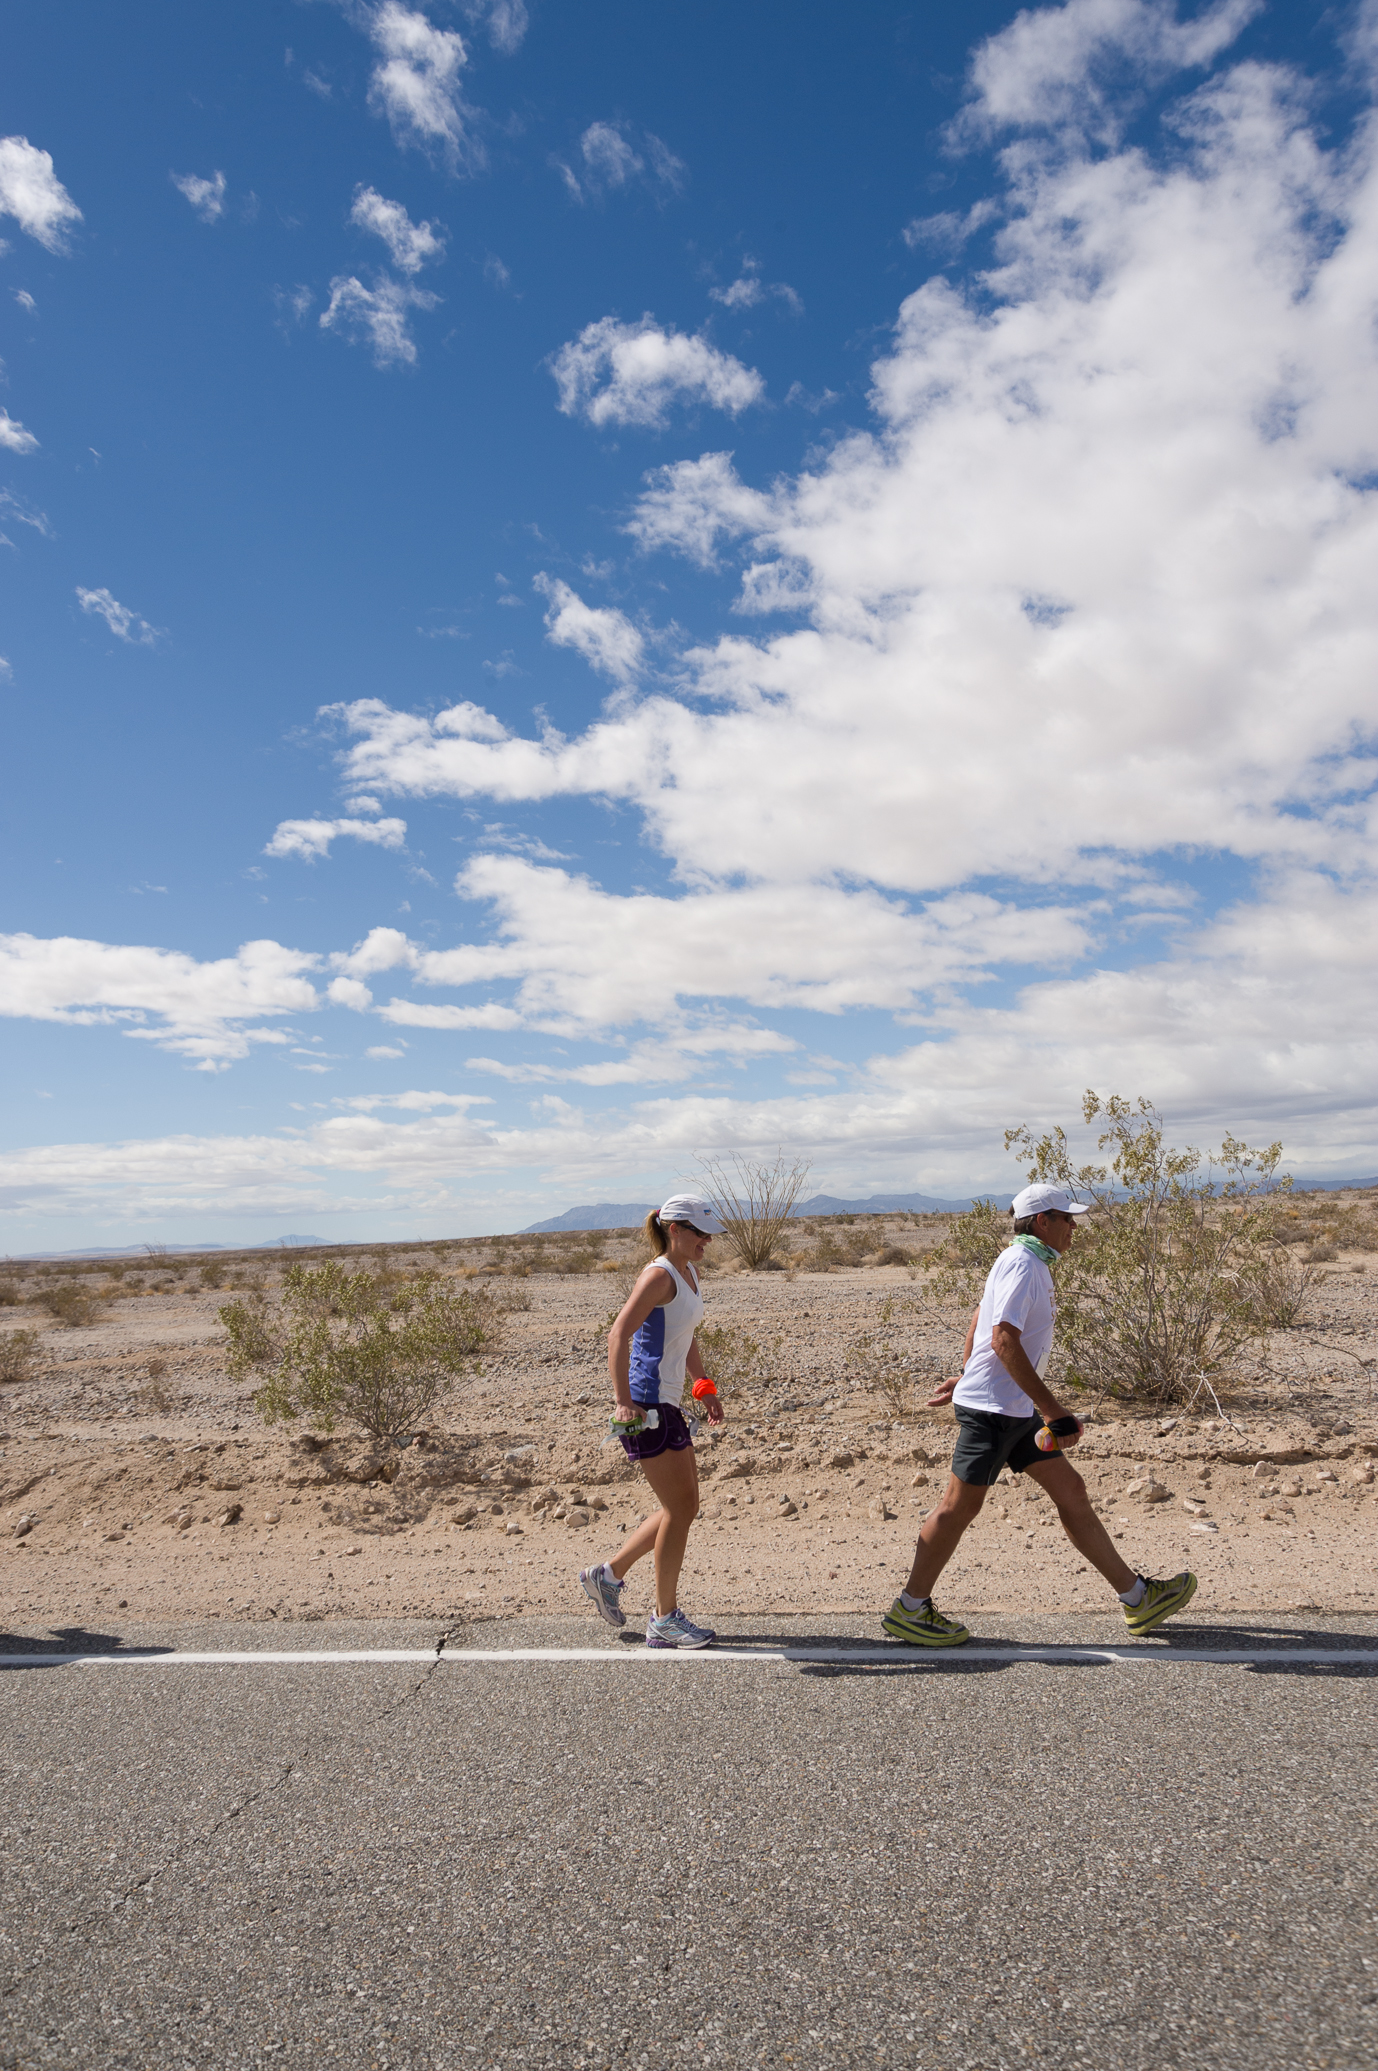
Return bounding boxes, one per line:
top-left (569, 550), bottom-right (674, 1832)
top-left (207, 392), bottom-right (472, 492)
top-left (952, 1242), bottom-right (1055, 1419)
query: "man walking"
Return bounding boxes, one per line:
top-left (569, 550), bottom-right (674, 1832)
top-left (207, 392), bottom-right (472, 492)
top-left (882, 1183), bottom-right (1197, 1647)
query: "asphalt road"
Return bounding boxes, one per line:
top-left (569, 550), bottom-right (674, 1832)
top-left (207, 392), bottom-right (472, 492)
top-left (2, 1611), bottom-right (1376, 2071)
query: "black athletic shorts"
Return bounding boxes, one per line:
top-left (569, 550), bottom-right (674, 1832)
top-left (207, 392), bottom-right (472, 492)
top-left (951, 1406), bottom-right (1044, 1485)
top-left (619, 1401), bottom-right (694, 1462)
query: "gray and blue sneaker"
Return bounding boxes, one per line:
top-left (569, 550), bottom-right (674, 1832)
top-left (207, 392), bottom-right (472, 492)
top-left (646, 1606), bottom-right (716, 1650)
top-left (579, 1563), bottom-right (626, 1628)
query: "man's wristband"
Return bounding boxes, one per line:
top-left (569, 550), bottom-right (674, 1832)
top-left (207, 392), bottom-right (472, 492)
top-left (1047, 1414), bottom-right (1081, 1437)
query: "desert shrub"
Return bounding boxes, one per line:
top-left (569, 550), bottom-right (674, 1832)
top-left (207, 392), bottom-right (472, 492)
top-left (198, 1262), bottom-right (227, 1289)
top-left (698, 1150), bottom-right (811, 1271)
top-left (695, 1320), bottom-right (783, 1405)
top-left (220, 1263), bottom-right (501, 1447)
top-left (0, 1280), bottom-right (19, 1307)
top-left (935, 1092), bottom-right (1302, 1407)
top-left (874, 1244), bottom-right (915, 1267)
top-left (38, 1281), bottom-right (102, 1328)
top-left (0, 1328), bottom-right (40, 1382)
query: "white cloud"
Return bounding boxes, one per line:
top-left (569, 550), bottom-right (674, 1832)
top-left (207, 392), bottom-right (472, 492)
top-left (376, 999), bottom-right (524, 1030)
top-left (534, 575), bottom-right (644, 683)
top-left (709, 260), bottom-right (802, 315)
top-left (549, 316), bottom-right (764, 429)
top-left (556, 121), bottom-right (685, 204)
top-left (319, 274), bottom-right (439, 366)
top-left (0, 489), bottom-right (52, 535)
top-left (962, 0), bottom-right (1259, 142)
top-left (5, 873), bottom-right (1375, 1224)
top-left (0, 136), bottom-right (82, 251)
top-left (263, 815), bottom-right (408, 861)
top-left (367, 2), bottom-right (474, 167)
top-left (615, 447), bottom-right (805, 563)
top-left (76, 587), bottom-right (163, 646)
top-left (365, 1043), bottom-right (407, 1058)
top-left (171, 169), bottom-right (227, 222)
top-left (14, 289), bottom-right (36, 314)
top-left (0, 933), bottom-right (320, 1068)
top-left (0, 410), bottom-right (38, 455)
top-left (460, 0), bottom-right (527, 53)
top-left (349, 185), bottom-right (446, 273)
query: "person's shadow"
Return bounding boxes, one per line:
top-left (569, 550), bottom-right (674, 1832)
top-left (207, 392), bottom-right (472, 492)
top-left (0, 1624), bottom-right (175, 1671)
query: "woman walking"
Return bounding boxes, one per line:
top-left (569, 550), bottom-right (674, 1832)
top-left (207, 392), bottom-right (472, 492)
top-left (579, 1194), bottom-right (726, 1648)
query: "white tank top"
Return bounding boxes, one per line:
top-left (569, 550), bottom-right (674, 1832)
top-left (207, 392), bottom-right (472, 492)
top-left (628, 1259), bottom-right (704, 1410)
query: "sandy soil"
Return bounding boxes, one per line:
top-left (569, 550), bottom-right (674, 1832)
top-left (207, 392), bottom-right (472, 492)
top-left (4, 1211), bottom-right (1377, 1635)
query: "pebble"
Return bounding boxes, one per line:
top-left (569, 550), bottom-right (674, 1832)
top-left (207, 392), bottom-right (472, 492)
top-left (262, 1509), bottom-right (281, 1524)
top-left (566, 1506), bottom-right (591, 1528)
top-left (344, 1545), bottom-right (361, 1556)
top-left (216, 1503), bottom-right (242, 1527)
top-left (505, 1520), bottom-right (524, 1535)
top-left (911, 1471), bottom-right (930, 1488)
top-left (829, 1450), bottom-right (855, 1470)
top-left (1192, 1521), bottom-right (1220, 1533)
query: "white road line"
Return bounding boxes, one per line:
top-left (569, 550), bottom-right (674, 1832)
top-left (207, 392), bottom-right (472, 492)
top-left (0, 1643), bottom-right (1375, 1669)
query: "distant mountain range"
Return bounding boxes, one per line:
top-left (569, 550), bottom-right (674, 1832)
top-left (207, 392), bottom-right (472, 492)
top-left (520, 1175), bottom-right (1376, 1234)
top-left (522, 1192), bottom-right (1011, 1232)
top-left (6, 1235), bottom-right (330, 1262)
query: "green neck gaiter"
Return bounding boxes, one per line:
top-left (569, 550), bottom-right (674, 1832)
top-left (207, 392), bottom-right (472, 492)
top-left (1011, 1232), bottom-right (1058, 1267)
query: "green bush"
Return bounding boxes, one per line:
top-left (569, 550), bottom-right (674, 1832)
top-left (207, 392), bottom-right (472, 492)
top-left (39, 1281), bottom-right (102, 1328)
top-left (0, 1328), bottom-right (40, 1382)
top-left (219, 1262), bottom-right (501, 1447)
top-left (932, 1092), bottom-right (1301, 1407)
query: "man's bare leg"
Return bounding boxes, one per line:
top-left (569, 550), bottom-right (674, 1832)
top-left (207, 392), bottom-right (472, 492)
top-left (903, 1473), bottom-right (988, 1600)
top-left (1024, 1452), bottom-right (1136, 1593)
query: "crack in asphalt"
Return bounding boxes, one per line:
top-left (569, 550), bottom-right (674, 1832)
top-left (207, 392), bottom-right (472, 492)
top-left (1, 1620), bottom-right (468, 2014)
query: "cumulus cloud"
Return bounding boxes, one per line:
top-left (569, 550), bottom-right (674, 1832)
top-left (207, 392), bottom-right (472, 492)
top-left (349, 185), bottom-right (446, 272)
top-left (263, 815), bottom-right (408, 861)
top-left (556, 121), bottom-right (686, 203)
top-left (171, 169), bottom-right (227, 222)
top-left (961, 0), bottom-right (1259, 142)
top-left (5, 870), bottom-right (1375, 1226)
top-left (0, 410), bottom-right (38, 455)
top-left (549, 316), bottom-right (764, 429)
top-left (0, 136), bottom-right (82, 251)
top-left (319, 273), bottom-right (439, 366)
top-left (76, 587), bottom-right (163, 646)
top-left (534, 574), bottom-right (644, 683)
top-left (367, 2), bottom-right (475, 167)
top-left (0, 933), bottom-right (320, 1068)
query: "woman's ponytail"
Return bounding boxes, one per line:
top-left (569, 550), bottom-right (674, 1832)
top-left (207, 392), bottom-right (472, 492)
top-left (644, 1210), bottom-right (669, 1258)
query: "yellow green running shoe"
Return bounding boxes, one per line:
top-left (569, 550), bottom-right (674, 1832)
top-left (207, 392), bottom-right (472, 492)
top-left (1123, 1571), bottom-right (1198, 1636)
top-left (881, 1597), bottom-right (970, 1647)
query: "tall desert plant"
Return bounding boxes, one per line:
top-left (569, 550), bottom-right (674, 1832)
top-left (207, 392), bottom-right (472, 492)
top-left (698, 1149), bottom-right (812, 1270)
top-left (220, 1262), bottom-right (500, 1447)
top-left (938, 1092), bottom-right (1295, 1406)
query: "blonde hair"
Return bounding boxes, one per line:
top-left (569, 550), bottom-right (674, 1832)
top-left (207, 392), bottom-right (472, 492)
top-left (644, 1210), bottom-right (669, 1258)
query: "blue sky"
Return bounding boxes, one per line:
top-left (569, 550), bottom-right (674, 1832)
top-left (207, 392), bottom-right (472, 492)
top-left (2, 0), bottom-right (1377, 1248)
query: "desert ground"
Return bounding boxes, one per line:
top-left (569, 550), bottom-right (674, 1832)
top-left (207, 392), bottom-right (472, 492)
top-left (3, 1199), bottom-right (1376, 1636)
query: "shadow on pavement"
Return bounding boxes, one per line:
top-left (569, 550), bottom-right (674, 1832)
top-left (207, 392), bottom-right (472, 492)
top-left (0, 1624), bottom-right (175, 1670)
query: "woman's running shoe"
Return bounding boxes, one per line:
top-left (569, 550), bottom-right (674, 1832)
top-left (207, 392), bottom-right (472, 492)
top-left (881, 1596), bottom-right (970, 1647)
top-left (579, 1563), bottom-right (626, 1628)
top-left (646, 1607), bottom-right (716, 1649)
top-left (1122, 1571), bottom-right (1197, 1635)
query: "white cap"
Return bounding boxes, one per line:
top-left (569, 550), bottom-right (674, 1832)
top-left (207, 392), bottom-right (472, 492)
top-left (657, 1193), bottom-right (725, 1235)
top-left (1012, 1184), bottom-right (1090, 1221)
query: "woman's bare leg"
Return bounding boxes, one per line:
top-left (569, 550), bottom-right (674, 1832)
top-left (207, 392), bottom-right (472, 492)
top-left (624, 1446), bottom-right (701, 1617)
top-left (609, 1509), bottom-right (662, 1582)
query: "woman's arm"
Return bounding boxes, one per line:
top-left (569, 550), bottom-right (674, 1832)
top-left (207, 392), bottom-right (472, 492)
top-left (607, 1264), bottom-right (673, 1418)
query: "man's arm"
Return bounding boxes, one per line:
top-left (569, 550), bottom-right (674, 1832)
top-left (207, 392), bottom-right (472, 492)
top-left (990, 1321), bottom-right (1081, 1440)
